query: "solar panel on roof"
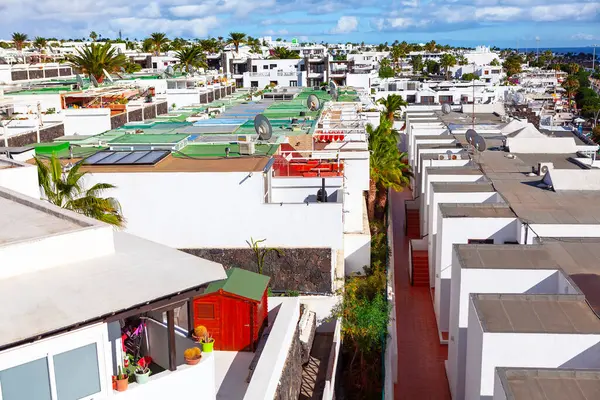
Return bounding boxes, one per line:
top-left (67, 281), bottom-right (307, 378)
top-left (115, 151), bottom-right (150, 164)
top-left (95, 152), bottom-right (131, 164)
top-left (83, 150), bottom-right (169, 166)
top-left (134, 150), bottom-right (169, 165)
top-left (84, 151), bottom-right (115, 164)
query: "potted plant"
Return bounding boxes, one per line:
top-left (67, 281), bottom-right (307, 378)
top-left (200, 331), bottom-right (215, 353)
top-left (134, 357), bottom-right (151, 384)
top-left (184, 347), bottom-right (202, 365)
top-left (192, 325), bottom-right (207, 342)
top-left (115, 366), bottom-right (129, 392)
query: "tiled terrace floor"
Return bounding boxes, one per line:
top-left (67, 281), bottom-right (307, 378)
top-left (392, 189), bottom-right (451, 400)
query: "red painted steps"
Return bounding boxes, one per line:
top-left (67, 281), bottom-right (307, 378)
top-left (406, 209), bottom-right (421, 239)
top-left (412, 250), bottom-right (429, 287)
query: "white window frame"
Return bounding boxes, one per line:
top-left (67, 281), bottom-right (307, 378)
top-left (0, 323), bottom-right (109, 400)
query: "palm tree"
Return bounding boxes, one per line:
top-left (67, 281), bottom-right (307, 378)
top-left (562, 75), bottom-right (580, 112)
top-left (11, 32), bottom-right (28, 51)
top-left (424, 40), bottom-right (437, 53)
top-left (377, 94), bottom-right (408, 123)
top-left (440, 53), bottom-right (457, 80)
top-left (411, 55), bottom-right (423, 74)
top-left (367, 117), bottom-right (412, 220)
top-left (174, 46), bottom-right (207, 73)
top-left (34, 155), bottom-right (125, 227)
top-left (269, 46), bottom-right (300, 59)
top-left (170, 37), bottom-right (187, 51)
top-left (67, 42), bottom-right (128, 83)
top-left (33, 37), bottom-right (48, 53)
top-left (149, 32), bottom-right (169, 56)
top-left (227, 32), bottom-right (247, 54)
top-left (89, 31), bottom-right (98, 42)
top-left (389, 45), bottom-right (406, 71)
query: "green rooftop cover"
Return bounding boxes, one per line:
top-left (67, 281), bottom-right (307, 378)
top-left (203, 268), bottom-right (270, 302)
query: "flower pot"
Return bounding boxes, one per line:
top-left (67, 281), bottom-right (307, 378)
top-left (202, 341), bottom-right (214, 353)
top-left (185, 356), bottom-right (201, 365)
top-left (112, 376), bottom-right (117, 390)
top-left (116, 377), bottom-right (128, 392)
top-left (135, 370), bottom-right (151, 384)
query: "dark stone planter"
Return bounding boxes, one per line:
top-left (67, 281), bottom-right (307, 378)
top-left (128, 109), bottom-right (143, 122)
top-left (275, 326), bottom-right (302, 400)
top-left (143, 105), bottom-right (156, 120)
top-left (111, 113), bottom-right (128, 129)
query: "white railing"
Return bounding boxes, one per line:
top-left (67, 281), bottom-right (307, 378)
top-left (249, 72), bottom-right (270, 77)
top-left (277, 71), bottom-right (297, 77)
top-left (321, 319), bottom-right (342, 400)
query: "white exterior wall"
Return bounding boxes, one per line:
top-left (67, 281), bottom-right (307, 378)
top-left (525, 224), bottom-right (600, 243)
top-left (270, 176), bottom-right (343, 203)
top-left (83, 171), bottom-right (344, 249)
top-left (420, 172), bottom-right (484, 237)
top-left (415, 158), bottom-right (471, 198)
top-left (448, 258), bottom-right (578, 400)
top-left (166, 89), bottom-right (201, 108)
top-left (493, 370), bottom-right (508, 400)
top-left (344, 233), bottom-right (371, 275)
top-left (346, 73), bottom-right (372, 89)
top-left (435, 217), bottom-right (519, 334)
top-left (63, 108), bottom-right (111, 136)
top-left (342, 156), bottom-right (370, 233)
top-left (427, 191), bottom-right (501, 287)
top-left (0, 160), bottom-right (40, 199)
top-left (466, 330), bottom-right (600, 400)
top-left (465, 300), bottom-right (485, 400)
top-left (9, 94), bottom-right (62, 113)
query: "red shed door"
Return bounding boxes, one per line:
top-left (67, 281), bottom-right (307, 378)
top-left (221, 298), bottom-right (253, 351)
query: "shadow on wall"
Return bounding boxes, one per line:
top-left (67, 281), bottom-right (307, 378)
top-left (560, 340), bottom-right (600, 369)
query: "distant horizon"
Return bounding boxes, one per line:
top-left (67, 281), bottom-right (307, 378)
top-left (0, 0), bottom-right (598, 48)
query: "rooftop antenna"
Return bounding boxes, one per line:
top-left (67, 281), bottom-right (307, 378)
top-left (37, 102), bottom-right (43, 127)
top-left (89, 74), bottom-right (99, 88)
top-left (307, 94), bottom-right (321, 111)
top-left (75, 74), bottom-right (85, 90)
top-left (103, 69), bottom-right (114, 83)
top-left (254, 114), bottom-right (273, 141)
top-left (472, 62), bottom-right (476, 129)
top-left (536, 37), bottom-right (540, 63)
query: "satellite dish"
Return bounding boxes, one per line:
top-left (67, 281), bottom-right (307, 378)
top-left (474, 135), bottom-right (487, 152)
top-left (103, 69), bottom-right (114, 83)
top-left (89, 74), bottom-right (99, 88)
top-left (120, 67), bottom-right (126, 74)
top-left (75, 74), bottom-right (84, 90)
top-left (254, 114), bottom-right (273, 141)
top-left (465, 129), bottom-right (477, 144)
top-left (331, 88), bottom-right (338, 102)
top-left (307, 94), bottom-right (320, 111)
top-left (165, 65), bottom-right (174, 77)
top-left (515, 93), bottom-right (525, 105)
top-left (442, 103), bottom-right (451, 114)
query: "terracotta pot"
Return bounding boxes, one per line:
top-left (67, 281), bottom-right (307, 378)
top-left (116, 377), bottom-right (128, 392)
top-left (185, 356), bottom-right (201, 365)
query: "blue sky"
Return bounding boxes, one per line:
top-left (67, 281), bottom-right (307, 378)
top-left (0, 0), bottom-right (599, 47)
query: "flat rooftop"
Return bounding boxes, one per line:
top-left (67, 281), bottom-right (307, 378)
top-left (472, 294), bottom-right (600, 334)
top-left (0, 189), bottom-right (91, 245)
top-left (425, 166), bottom-right (483, 175)
top-left (473, 151), bottom-right (600, 224)
top-left (0, 231), bottom-right (226, 348)
top-left (439, 203), bottom-right (515, 218)
top-left (455, 244), bottom-right (561, 270)
top-left (431, 182), bottom-right (495, 193)
top-left (498, 367), bottom-right (600, 400)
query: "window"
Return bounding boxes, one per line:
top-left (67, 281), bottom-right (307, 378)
top-left (270, 64), bottom-right (277, 69)
top-left (263, 65), bottom-right (269, 70)
top-left (0, 358), bottom-right (52, 400)
top-left (196, 303), bottom-right (215, 319)
top-left (289, 80), bottom-right (298, 86)
top-left (484, 70), bottom-right (489, 75)
top-left (252, 65), bottom-right (257, 72)
top-left (54, 343), bottom-right (101, 400)
top-left (251, 81), bottom-right (259, 88)
top-left (468, 239), bottom-right (494, 244)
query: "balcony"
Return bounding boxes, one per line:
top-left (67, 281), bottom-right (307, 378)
top-left (277, 71), bottom-right (297, 77)
top-left (329, 69), bottom-right (347, 77)
top-left (249, 72), bottom-right (270, 77)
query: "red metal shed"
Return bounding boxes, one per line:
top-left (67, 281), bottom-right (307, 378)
top-left (192, 268), bottom-right (270, 352)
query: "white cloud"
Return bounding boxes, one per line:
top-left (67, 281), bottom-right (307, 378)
top-left (264, 29), bottom-right (289, 36)
top-left (401, 0), bottom-right (418, 7)
top-left (571, 33), bottom-right (599, 40)
top-left (530, 3), bottom-right (600, 22)
top-left (170, 0), bottom-right (276, 18)
top-left (109, 16), bottom-right (219, 38)
top-left (330, 16), bottom-right (359, 34)
top-left (140, 2), bottom-right (161, 18)
top-left (475, 6), bottom-right (521, 21)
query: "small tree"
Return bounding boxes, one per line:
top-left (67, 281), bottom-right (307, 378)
top-left (246, 237), bottom-right (284, 275)
top-left (583, 97), bottom-right (600, 128)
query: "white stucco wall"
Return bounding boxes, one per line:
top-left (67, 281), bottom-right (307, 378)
top-left (9, 93), bottom-right (63, 114)
top-left (525, 224), bottom-right (600, 243)
top-left (83, 171), bottom-right (344, 249)
top-left (0, 160), bottom-right (40, 199)
top-left (467, 331), bottom-right (600, 399)
top-left (447, 258), bottom-right (578, 400)
top-left (493, 370), bottom-right (508, 400)
top-left (344, 233), bottom-right (371, 275)
top-left (63, 108), bottom-right (112, 136)
top-left (434, 217), bottom-right (519, 333)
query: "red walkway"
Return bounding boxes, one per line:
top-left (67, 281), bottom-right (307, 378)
top-left (391, 189), bottom-right (451, 400)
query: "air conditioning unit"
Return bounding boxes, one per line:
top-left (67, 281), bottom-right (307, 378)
top-left (438, 154), bottom-right (447, 160)
top-left (239, 141), bottom-right (256, 155)
top-left (537, 162), bottom-right (554, 176)
top-left (237, 134), bottom-right (252, 143)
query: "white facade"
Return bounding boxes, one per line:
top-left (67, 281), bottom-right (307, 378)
top-left (62, 108), bottom-right (112, 136)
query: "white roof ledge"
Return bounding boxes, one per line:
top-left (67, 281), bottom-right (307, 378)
top-left (543, 169), bottom-right (600, 191)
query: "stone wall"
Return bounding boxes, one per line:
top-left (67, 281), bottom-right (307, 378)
top-left (45, 69), bottom-right (58, 78)
top-left (111, 113), bottom-right (128, 129)
top-left (143, 104), bottom-right (157, 120)
top-left (39, 124), bottom-right (65, 142)
top-left (156, 101), bottom-right (168, 116)
top-left (59, 67), bottom-right (72, 76)
top-left (275, 326), bottom-right (302, 400)
top-left (11, 71), bottom-right (27, 81)
top-left (29, 69), bottom-right (43, 80)
top-left (128, 108), bottom-right (143, 122)
top-left (180, 248), bottom-right (333, 293)
top-left (510, 106), bottom-right (541, 129)
top-left (6, 131), bottom-right (36, 147)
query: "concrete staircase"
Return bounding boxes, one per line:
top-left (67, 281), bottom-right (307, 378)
top-left (406, 209), bottom-right (421, 239)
